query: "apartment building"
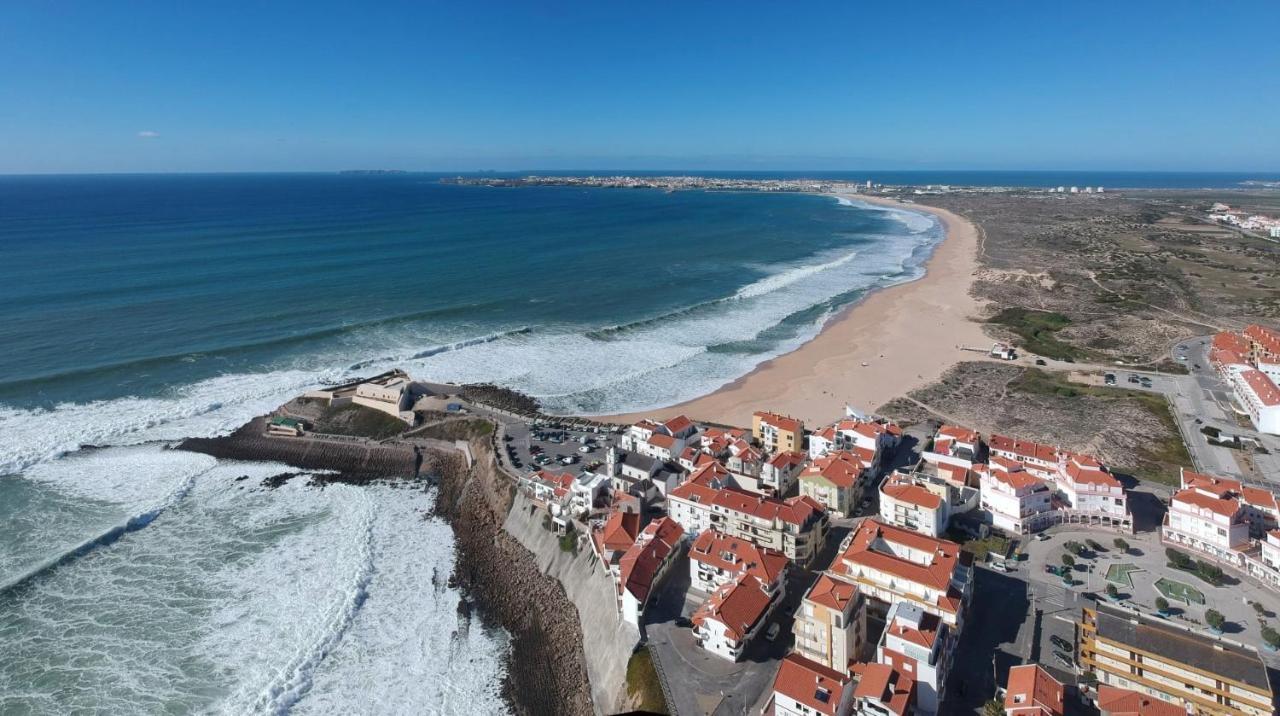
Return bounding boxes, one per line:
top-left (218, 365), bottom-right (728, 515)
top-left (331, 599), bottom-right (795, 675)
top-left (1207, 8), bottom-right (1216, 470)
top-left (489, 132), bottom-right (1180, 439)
top-left (922, 424), bottom-right (983, 470)
top-left (827, 519), bottom-right (972, 628)
top-left (691, 572), bottom-right (778, 661)
top-left (875, 601), bottom-right (955, 715)
top-left (617, 517), bottom-right (685, 626)
top-left (687, 528), bottom-right (788, 595)
top-left (792, 573), bottom-right (867, 671)
top-left (799, 451), bottom-right (865, 517)
top-left (770, 653), bottom-right (855, 716)
top-left (1079, 604), bottom-right (1275, 716)
top-left (1003, 664), bottom-right (1064, 716)
top-left (1163, 473), bottom-right (1251, 564)
top-left (977, 458), bottom-right (1055, 534)
top-left (754, 411), bottom-right (804, 453)
top-left (879, 473), bottom-right (949, 538)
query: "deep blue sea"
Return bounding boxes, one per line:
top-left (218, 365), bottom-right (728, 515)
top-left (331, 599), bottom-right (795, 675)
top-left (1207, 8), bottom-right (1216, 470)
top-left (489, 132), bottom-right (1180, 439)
top-left (0, 173), bottom-right (942, 714)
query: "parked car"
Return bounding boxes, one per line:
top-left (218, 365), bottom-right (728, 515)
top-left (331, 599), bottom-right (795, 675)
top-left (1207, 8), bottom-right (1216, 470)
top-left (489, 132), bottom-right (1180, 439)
top-left (1051, 635), bottom-right (1072, 652)
top-left (1053, 650), bottom-right (1075, 668)
top-left (578, 445), bottom-right (592, 453)
top-left (766, 623), bottom-right (782, 641)
top-left (1035, 532), bottom-right (1051, 541)
top-left (1035, 359), bottom-right (1047, 366)
top-left (1104, 373), bottom-right (1116, 386)
top-left (675, 617), bottom-right (693, 628)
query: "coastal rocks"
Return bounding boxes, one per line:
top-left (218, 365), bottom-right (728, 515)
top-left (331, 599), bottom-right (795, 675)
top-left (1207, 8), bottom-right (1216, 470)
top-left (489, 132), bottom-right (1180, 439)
top-left (459, 383), bottom-right (541, 416)
top-left (177, 417), bottom-right (420, 481)
top-left (433, 436), bottom-right (593, 716)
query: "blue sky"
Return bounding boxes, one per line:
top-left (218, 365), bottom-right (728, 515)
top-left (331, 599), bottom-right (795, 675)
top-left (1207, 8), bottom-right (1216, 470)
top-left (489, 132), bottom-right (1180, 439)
top-left (1, 1), bottom-right (1277, 173)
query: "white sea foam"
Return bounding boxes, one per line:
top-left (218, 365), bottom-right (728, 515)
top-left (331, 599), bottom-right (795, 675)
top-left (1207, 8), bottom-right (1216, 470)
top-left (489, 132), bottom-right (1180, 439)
top-left (733, 250), bottom-right (859, 300)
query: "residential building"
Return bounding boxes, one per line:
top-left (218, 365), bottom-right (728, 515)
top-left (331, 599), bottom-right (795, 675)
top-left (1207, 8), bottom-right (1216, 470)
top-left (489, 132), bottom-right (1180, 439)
top-left (691, 572), bottom-right (778, 661)
top-left (977, 459), bottom-right (1055, 534)
top-left (1079, 603), bottom-right (1275, 716)
top-left (1247, 531), bottom-right (1280, 589)
top-left (760, 450), bottom-right (807, 495)
top-left (827, 519), bottom-right (972, 628)
top-left (851, 662), bottom-right (916, 716)
top-left (668, 464), bottom-right (830, 565)
top-left (754, 411), bottom-right (804, 453)
top-left (687, 528), bottom-right (788, 595)
top-left (799, 451), bottom-right (865, 517)
top-left (1225, 365), bottom-right (1280, 435)
top-left (1053, 452), bottom-right (1128, 524)
top-left (922, 424), bottom-right (983, 470)
top-left (1003, 664), bottom-right (1064, 716)
top-left (793, 574), bottom-right (867, 671)
top-left (1095, 685), bottom-right (1184, 716)
top-left (1163, 470), bottom-right (1251, 564)
top-left (876, 601), bottom-right (955, 715)
top-left (590, 509), bottom-right (641, 578)
top-left (987, 434), bottom-right (1059, 479)
top-left (770, 653), bottom-right (855, 716)
top-left (617, 517), bottom-right (685, 626)
top-left (879, 473), bottom-right (948, 538)
top-left (808, 418), bottom-right (902, 472)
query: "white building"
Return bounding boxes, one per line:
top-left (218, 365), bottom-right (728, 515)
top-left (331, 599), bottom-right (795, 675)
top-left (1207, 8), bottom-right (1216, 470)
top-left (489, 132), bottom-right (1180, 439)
top-left (687, 528), bottom-right (789, 595)
top-left (769, 653), bottom-right (855, 716)
top-left (617, 517), bottom-right (685, 626)
top-left (921, 424), bottom-right (982, 470)
top-left (879, 473), bottom-right (948, 538)
top-left (1225, 365), bottom-right (1280, 435)
top-left (876, 601), bottom-right (955, 716)
top-left (760, 450), bottom-right (807, 496)
top-left (1053, 452), bottom-right (1128, 521)
top-left (976, 458), bottom-right (1054, 534)
top-left (691, 573), bottom-right (778, 661)
top-left (827, 519), bottom-right (972, 628)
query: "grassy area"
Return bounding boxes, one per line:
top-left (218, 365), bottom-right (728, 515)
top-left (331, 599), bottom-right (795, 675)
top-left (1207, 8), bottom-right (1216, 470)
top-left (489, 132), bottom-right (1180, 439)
top-left (956, 533), bottom-right (1011, 561)
top-left (1008, 369), bottom-right (1191, 485)
top-left (625, 647), bottom-right (668, 714)
top-left (313, 403), bottom-right (407, 440)
top-left (415, 418), bottom-right (495, 441)
top-left (988, 308), bottom-right (1082, 361)
top-left (1105, 563), bottom-right (1140, 589)
top-left (1155, 577), bottom-right (1205, 605)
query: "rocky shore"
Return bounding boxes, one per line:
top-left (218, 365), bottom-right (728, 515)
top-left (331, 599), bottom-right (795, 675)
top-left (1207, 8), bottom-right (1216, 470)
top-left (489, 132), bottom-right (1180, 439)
top-left (433, 434), bottom-right (594, 716)
top-left (177, 416), bottom-right (424, 482)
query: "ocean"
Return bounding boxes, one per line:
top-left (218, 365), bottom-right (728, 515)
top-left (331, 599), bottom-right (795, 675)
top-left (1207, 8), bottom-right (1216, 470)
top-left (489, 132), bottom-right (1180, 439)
top-left (0, 173), bottom-right (942, 714)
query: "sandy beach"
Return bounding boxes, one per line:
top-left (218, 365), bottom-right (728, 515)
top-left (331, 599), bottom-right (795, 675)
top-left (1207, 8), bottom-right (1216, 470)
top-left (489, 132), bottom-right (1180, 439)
top-left (602, 194), bottom-right (991, 427)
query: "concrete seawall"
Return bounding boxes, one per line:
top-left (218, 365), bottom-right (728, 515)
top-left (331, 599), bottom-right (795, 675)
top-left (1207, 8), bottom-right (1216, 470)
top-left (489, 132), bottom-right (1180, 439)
top-left (503, 493), bottom-right (640, 714)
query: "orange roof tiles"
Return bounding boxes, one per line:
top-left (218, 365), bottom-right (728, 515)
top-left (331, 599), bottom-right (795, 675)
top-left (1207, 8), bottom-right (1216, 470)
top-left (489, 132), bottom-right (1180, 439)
top-left (880, 480), bottom-right (943, 510)
top-left (691, 573), bottom-right (772, 640)
top-left (618, 517), bottom-right (684, 603)
top-left (803, 451), bottom-right (863, 488)
top-left (806, 573), bottom-right (860, 613)
top-left (771, 653), bottom-right (851, 716)
top-left (937, 424), bottom-right (979, 443)
top-left (1244, 324), bottom-right (1280, 356)
top-left (1181, 469), bottom-right (1242, 494)
top-left (689, 529), bottom-right (789, 585)
top-left (1173, 487), bottom-right (1243, 519)
top-left (598, 510), bottom-right (641, 552)
top-left (988, 434), bottom-right (1058, 463)
top-left (767, 450), bottom-right (807, 470)
top-left (754, 410), bottom-right (803, 433)
top-left (851, 662), bottom-right (915, 715)
top-left (1241, 369), bottom-right (1280, 406)
top-left (1213, 331), bottom-right (1251, 355)
top-left (1242, 486), bottom-right (1279, 511)
top-left (647, 432), bottom-right (677, 449)
top-left (1095, 685), bottom-right (1183, 716)
top-left (835, 519), bottom-right (966, 604)
top-left (1004, 664), bottom-right (1064, 716)
top-left (663, 414), bottom-right (695, 434)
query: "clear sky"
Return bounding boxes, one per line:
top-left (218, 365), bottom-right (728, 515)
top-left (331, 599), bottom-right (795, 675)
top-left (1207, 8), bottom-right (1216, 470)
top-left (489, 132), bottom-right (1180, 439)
top-left (2, 1), bottom-right (1277, 173)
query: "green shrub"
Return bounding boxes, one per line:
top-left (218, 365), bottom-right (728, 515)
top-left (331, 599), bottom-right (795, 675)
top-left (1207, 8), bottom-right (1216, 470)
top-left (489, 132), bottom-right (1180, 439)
top-left (1262, 626), bottom-right (1280, 649)
top-left (1156, 597), bottom-right (1170, 612)
top-left (1113, 538), bottom-right (1129, 552)
top-left (1205, 609), bottom-right (1226, 631)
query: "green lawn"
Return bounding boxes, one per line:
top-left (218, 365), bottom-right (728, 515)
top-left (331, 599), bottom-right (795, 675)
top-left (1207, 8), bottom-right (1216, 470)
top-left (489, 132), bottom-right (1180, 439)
top-left (1105, 563), bottom-right (1141, 589)
top-left (625, 647), bottom-right (668, 714)
top-left (987, 308), bottom-right (1082, 361)
top-left (1154, 577), bottom-right (1205, 605)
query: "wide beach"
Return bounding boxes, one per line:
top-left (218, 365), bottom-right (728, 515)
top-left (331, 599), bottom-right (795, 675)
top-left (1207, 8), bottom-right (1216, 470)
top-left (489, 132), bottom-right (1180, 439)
top-left (602, 194), bottom-right (992, 427)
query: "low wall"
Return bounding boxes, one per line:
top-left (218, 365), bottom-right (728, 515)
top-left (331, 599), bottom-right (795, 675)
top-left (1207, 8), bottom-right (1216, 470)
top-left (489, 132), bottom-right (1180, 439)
top-left (504, 492), bottom-right (640, 714)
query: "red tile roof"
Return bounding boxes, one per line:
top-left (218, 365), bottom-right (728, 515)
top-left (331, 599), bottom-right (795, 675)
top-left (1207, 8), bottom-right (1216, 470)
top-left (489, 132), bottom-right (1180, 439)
top-left (803, 451), bottom-right (863, 488)
top-left (1241, 369), bottom-right (1280, 406)
top-left (618, 517), bottom-right (684, 603)
top-left (754, 410), bottom-right (803, 433)
top-left (851, 662), bottom-right (915, 715)
top-left (1244, 323), bottom-right (1280, 357)
top-left (1004, 664), bottom-right (1064, 716)
top-left (663, 414), bottom-right (695, 434)
top-left (937, 424), bottom-right (979, 443)
top-left (710, 490), bottom-right (825, 527)
top-left (771, 653), bottom-right (851, 716)
top-left (689, 529), bottom-right (789, 586)
top-left (1062, 460), bottom-right (1121, 489)
top-left (767, 450), bottom-right (807, 470)
top-left (988, 434), bottom-right (1058, 463)
top-left (1181, 469), bottom-right (1242, 495)
top-left (647, 432), bottom-right (677, 449)
top-left (834, 520), bottom-right (966, 613)
top-left (1242, 486), bottom-right (1279, 512)
top-left (691, 573), bottom-right (772, 640)
top-left (805, 573), bottom-right (860, 613)
top-left (1095, 685), bottom-right (1183, 716)
top-left (599, 510), bottom-right (641, 552)
top-left (880, 479), bottom-right (943, 510)
top-left (1212, 330), bottom-right (1251, 355)
top-left (1173, 487), bottom-right (1242, 519)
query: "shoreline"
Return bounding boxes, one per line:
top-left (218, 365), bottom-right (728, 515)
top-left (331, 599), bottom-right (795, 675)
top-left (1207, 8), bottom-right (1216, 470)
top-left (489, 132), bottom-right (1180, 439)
top-left (599, 193), bottom-right (991, 427)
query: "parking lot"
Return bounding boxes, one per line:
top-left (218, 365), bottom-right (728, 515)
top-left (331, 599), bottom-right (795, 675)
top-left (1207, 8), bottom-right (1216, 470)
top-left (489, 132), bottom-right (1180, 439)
top-left (499, 419), bottom-right (620, 475)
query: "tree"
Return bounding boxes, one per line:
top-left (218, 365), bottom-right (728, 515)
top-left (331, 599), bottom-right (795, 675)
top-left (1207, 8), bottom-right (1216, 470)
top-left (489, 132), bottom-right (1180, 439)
top-left (1156, 596), bottom-right (1170, 613)
top-left (1113, 537), bottom-right (1129, 552)
top-left (1253, 601), bottom-right (1267, 616)
top-left (1262, 626), bottom-right (1280, 650)
top-left (1166, 548), bottom-right (1192, 569)
top-left (982, 699), bottom-right (1004, 716)
top-left (1061, 554), bottom-right (1076, 569)
top-left (1105, 583), bottom-right (1119, 599)
top-left (1087, 539), bottom-right (1104, 552)
top-left (1205, 609), bottom-right (1226, 631)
